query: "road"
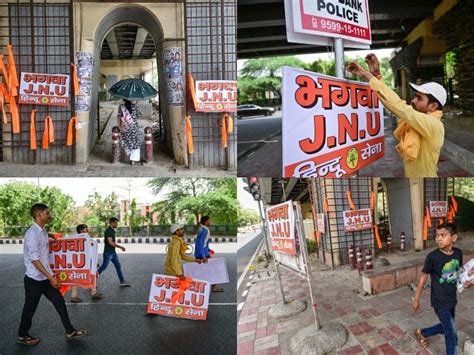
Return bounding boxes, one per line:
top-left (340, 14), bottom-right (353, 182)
top-left (0, 251), bottom-right (236, 354)
top-left (237, 113), bottom-right (282, 160)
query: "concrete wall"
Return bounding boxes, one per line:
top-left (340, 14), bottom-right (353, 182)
top-left (384, 178), bottom-right (414, 249)
top-left (100, 59), bottom-right (154, 81)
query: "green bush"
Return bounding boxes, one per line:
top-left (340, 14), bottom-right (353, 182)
top-left (307, 239), bottom-right (317, 253)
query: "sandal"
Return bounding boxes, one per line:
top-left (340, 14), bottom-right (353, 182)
top-left (66, 329), bottom-right (88, 341)
top-left (70, 296), bottom-right (83, 303)
top-left (16, 335), bottom-right (40, 346)
top-left (91, 292), bottom-right (103, 300)
top-left (414, 329), bottom-right (428, 348)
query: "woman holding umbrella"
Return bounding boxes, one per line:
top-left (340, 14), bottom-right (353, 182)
top-left (109, 78), bottom-right (158, 165)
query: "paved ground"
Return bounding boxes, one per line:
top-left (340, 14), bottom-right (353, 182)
top-left (0, 102), bottom-right (235, 177)
top-left (237, 236), bottom-right (474, 355)
top-left (237, 114), bottom-right (473, 177)
top-left (0, 249), bottom-right (237, 354)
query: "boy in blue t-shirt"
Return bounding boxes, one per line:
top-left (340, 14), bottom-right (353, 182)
top-left (412, 223), bottom-right (473, 355)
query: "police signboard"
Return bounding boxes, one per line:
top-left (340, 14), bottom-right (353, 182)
top-left (285, 0), bottom-right (371, 48)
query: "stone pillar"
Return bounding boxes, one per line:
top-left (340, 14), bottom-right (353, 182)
top-left (409, 178), bottom-right (424, 251)
top-left (162, 42), bottom-right (187, 166)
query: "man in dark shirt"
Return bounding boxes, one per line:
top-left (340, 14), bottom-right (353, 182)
top-left (97, 217), bottom-right (130, 287)
top-left (412, 223), bottom-right (472, 355)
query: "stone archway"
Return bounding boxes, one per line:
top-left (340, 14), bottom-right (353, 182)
top-left (88, 5), bottom-right (172, 161)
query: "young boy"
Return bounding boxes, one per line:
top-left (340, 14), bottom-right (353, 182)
top-left (165, 224), bottom-right (202, 279)
top-left (412, 223), bottom-right (472, 355)
top-left (70, 224), bottom-right (103, 303)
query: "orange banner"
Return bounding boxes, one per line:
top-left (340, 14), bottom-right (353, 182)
top-left (66, 116), bottom-right (78, 146)
top-left (30, 109), bottom-right (37, 150)
top-left (42, 115), bottom-right (55, 149)
top-left (373, 224), bottom-right (382, 249)
top-left (221, 114), bottom-right (228, 148)
top-left (185, 115), bottom-right (194, 154)
top-left (10, 96), bottom-right (20, 133)
top-left (346, 191), bottom-right (355, 210)
top-left (7, 45), bottom-right (19, 88)
top-left (71, 63), bottom-right (79, 96)
top-left (186, 72), bottom-right (197, 111)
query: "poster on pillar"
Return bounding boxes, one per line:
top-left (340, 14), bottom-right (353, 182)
top-left (48, 234), bottom-right (94, 287)
top-left (19, 73), bottom-right (70, 107)
top-left (429, 201), bottom-right (448, 218)
top-left (195, 80), bottom-right (237, 112)
top-left (284, 0), bottom-right (371, 48)
top-left (163, 47), bottom-right (184, 106)
top-left (282, 67), bottom-right (384, 177)
top-left (75, 52), bottom-right (94, 112)
top-left (266, 200), bottom-right (296, 255)
top-left (146, 274), bottom-right (210, 321)
top-left (316, 213), bottom-right (325, 233)
top-left (343, 208), bottom-right (372, 232)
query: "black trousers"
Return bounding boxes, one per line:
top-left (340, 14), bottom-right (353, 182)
top-left (18, 275), bottom-right (75, 337)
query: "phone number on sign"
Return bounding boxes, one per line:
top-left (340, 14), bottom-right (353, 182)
top-left (316, 19), bottom-right (367, 37)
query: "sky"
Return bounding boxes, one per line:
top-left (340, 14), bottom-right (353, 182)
top-left (0, 178), bottom-right (159, 206)
top-left (237, 178), bottom-right (260, 213)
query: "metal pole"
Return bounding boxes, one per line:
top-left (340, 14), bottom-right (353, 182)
top-left (295, 201), bottom-right (321, 329)
top-left (334, 38), bottom-right (345, 79)
top-left (259, 199), bottom-right (286, 304)
top-left (257, 199), bottom-right (271, 259)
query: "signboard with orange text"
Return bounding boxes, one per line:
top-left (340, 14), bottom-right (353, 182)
top-left (195, 80), bottom-right (237, 112)
top-left (343, 209), bottom-right (372, 232)
top-left (19, 72), bottom-right (70, 106)
top-left (266, 200), bottom-right (296, 255)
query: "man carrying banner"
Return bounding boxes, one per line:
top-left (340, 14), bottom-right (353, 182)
top-left (70, 224), bottom-right (102, 303)
top-left (97, 217), bottom-right (130, 287)
top-left (17, 204), bottom-right (87, 346)
top-left (195, 216), bottom-right (223, 292)
top-left (165, 224), bottom-right (202, 279)
top-left (347, 54), bottom-right (446, 177)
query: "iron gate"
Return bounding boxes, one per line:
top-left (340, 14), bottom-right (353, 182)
top-left (3, 1), bottom-right (75, 164)
top-left (185, 0), bottom-right (237, 169)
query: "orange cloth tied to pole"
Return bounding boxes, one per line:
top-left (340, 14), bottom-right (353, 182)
top-left (425, 207), bottom-right (432, 228)
top-left (30, 109), bottom-right (37, 150)
top-left (346, 191), bottom-right (355, 210)
top-left (7, 45), bottom-right (19, 96)
top-left (221, 114), bottom-right (228, 148)
top-left (171, 276), bottom-right (193, 304)
top-left (224, 113), bottom-right (234, 133)
top-left (373, 224), bottom-right (382, 249)
top-left (66, 116), bottom-right (78, 146)
top-left (451, 196), bottom-right (458, 213)
top-left (323, 196), bottom-right (329, 212)
top-left (9, 95), bottom-right (20, 133)
top-left (370, 191), bottom-right (375, 210)
top-left (0, 55), bottom-right (10, 91)
top-left (185, 115), bottom-right (194, 154)
top-left (186, 72), bottom-right (197, 111)
top-left (0, 86), bottom-right (5, 123)
top-left (423, 218), bottom-right (428, 241)
top-left (71, 63), bottom-right (79, 96)
top-left (438, 219), bottom-right (444, 225)
top-left (314, 230), bottom-right (321, 246)
top-left (42, 115), bottom-right (55, 149)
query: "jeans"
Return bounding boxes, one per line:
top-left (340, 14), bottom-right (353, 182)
top-left (97, 251), bottom-right (124, 283)
top-left (18, 275), bottom-right (75, 337)
top-left (421, 308), bottom-right (457, 355)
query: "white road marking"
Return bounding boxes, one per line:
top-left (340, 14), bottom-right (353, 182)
top-left (66, 302), bottom-right (236, 306)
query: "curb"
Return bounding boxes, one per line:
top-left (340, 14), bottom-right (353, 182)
top-left (442, 139), bottom-right (474, 175)
top-left (0, 236), bottom-right (236, 245)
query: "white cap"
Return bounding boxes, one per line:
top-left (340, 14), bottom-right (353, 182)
top-left (409, 82), bottom-right (447, 107)
top-left (170, 224), bottom-right (184, 234)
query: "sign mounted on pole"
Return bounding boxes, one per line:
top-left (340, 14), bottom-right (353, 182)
top-left (284, 0), bottom-right (371, 48)
top-left (266, 200), bottom-right (296, 255)
top-left (282, 67), bottom-right (384, 177)
top-left (429, 201), bottom-right (448, 218)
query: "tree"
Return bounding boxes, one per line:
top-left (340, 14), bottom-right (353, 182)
top-left (237, 205), bottom-right (260, 227)
top-left (0, 181), bottom-right (76, 236)
top-left (84, 191), bottom-right (120, 226)
top-left (148, 178), bottom-right (237, 225)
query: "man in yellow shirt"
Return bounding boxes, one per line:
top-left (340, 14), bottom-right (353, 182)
top-left (165, 224), bottom-right (202, 279)
top-left (347, 54), bottom-right (447, 177)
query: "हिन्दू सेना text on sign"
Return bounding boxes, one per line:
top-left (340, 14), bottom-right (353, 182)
top-left (282, 67), bottom-right (384, 178)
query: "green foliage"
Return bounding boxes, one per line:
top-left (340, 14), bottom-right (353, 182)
top-left (454, 178), bottom-right (474, 201)
top-left (129, 198), bottom-right (146, 233)
top-left (148, 178), bottom-right (237, 225)
top-left (237, 206), bottom-right (260, 227)
top-left (84, 191), bottom-right (120, 226)
top-left (0, 181), bottom-right (76, 236)
top-left (307, 239), bottom-right (317, 253)
top-left (445, 51), bottom-right (456, 80)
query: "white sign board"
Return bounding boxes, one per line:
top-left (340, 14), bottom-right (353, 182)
top-left (282, 67), bottom-right (384, 177)
top-left (284, 0), bottom-right (371, 48)
top-left (343, 208), bottom-right (372, 232)
top-left (430, 201), bottom-right (448, 218)
top-left (316, 213), bottom-right (326, 233)
top-left (266, 200), bottom-right (296, 255)
top-left (183, 257), bottom-right (229, 285)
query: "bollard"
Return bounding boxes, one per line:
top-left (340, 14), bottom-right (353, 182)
top-left (400, 232), bottom-right (406, 251)
top-left (356, 246), bottom-right (364, 274)
top-left (365, 249), bottom-right (373, 270)
top-left (386, 234), bottom-right (393, 253)
top-left (348, 244), bottom-right (356, 270)
top-left (144, 127), bottom-right (153, 163)
top-left (112, 126), bottom-right (121, 163)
